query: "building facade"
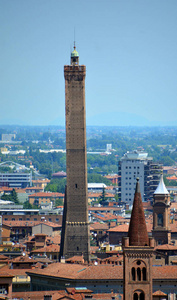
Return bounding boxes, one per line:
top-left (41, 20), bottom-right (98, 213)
top-left (118, 150), bottom-right (162, 204)
top-left (0, 171), bottom-right (32, 188)
top-left (60, 45), bottom-right (90, 262)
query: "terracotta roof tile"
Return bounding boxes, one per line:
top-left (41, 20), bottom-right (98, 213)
top-left (26, 263), bottom-right (177, 281)
top-left (29, 192), bottom-right (64, 197)
top-left (31, 244), bottom-right (60, 253)
top-left (153, 290), bottom-right (167, 296)
top-left (90, 222), bottom-right (109, 230)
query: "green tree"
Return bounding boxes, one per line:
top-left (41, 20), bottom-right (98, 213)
top-left (55, 198), bottom-right (64, 207)
top-left (99, 187), bottom-right (108, 206)
top-left (23, 201), bottom-right (33, 209)
top-left (11, 189), bottom-right (19, 204)
top-left (45, 178), bottom-right (66, 194)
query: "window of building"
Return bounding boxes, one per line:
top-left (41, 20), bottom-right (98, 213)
top-left (142, 267), bottom-right (146, 281)
top-left (133, 293), bottom-right (138, 300)
top-left (157, 213), bottom-right (163, 227)
top-left (132, 267), bottom-right (135, 281)
top-left (137, 267), bottom-right (141, 281)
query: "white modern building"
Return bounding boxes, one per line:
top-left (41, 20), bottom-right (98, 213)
top-left (118, 150), bottom-right (162, 204)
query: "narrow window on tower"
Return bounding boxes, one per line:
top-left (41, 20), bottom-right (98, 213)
top-left (131, 267), bottom-right (135, 281)
top-left (75, 184), bottom-right (78, 188)
top-left (142, 267), bottom-right (146, 281)
top-left (137, 267), bottom-right (141, 281)
top-left (158, 213), bottom-right (163, 227)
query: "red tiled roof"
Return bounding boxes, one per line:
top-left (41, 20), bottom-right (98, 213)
top-left (26, 263), bottom-right (177, 281)
top-left (0, 271), bottom-right (14, 278)
top-left (166, 176), bottom-right (177, 180)
top-left (152, 265), bottom-right (177, 279)
top-left (25, 187), bottom-right (42, 190)
top-left (12, 255), bottom-right (36, 263)
top-left (31, 244), bottom-right (60, 253)
top-left (90, 222), bottom-right (109, 230)
top-left (3, 220), bottom-right (40, 227)
top-left (155, 244), bottom-right (177, 251)
top-left (27, 263), bottom-right (123, 280)
top-left (153, 290), bottom-right (167, 296)
top-left (29, 192), bottom-right (64, 197)
top-left (108, 224), bottom-right (129, 232)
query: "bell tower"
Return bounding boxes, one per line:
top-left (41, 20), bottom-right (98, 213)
top-left (152, 174), bottom-right (171, 246)
top-left (123, 178), bottom-right (154, 300)
top-left (59, 45), bottom-right (90, 262)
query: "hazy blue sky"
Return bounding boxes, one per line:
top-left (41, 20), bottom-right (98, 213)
top-left (1, 0), bottom-right (177, 126)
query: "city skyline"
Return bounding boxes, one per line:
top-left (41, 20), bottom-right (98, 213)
top-left (1, 0), bottom-right (177, 126)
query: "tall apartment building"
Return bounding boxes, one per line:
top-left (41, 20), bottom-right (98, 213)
top-left (59, 45), bottom-right (90, 262)
top-left (118, 150), bottom-right (162, 204)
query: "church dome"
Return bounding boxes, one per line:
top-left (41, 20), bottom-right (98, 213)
top-left (71, 49), bottom-right (79, 57)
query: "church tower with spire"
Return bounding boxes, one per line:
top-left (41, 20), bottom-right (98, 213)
top-left (123, 178), bottom-right (154, 300)
top-left (152, 174), bottom-right (171, 246)
top-left (59, 45), bottom-right (90, 262)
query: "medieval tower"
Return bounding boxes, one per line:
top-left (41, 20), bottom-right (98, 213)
top-left (59, 45), bottom-right (90, 262)
top-left (123, 178), bottom-right (154, 300)
top-left (152, 174), bottom-right (171, 246)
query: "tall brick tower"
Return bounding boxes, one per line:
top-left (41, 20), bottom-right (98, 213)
top-left (152, 174), bottom-right (171, 246)
top-left (123, 178), bottom-right (154, 300)
top-left (59, 45), bottom-right (90, 262)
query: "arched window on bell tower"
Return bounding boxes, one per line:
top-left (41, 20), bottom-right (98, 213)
top-left (133, 291), bottom-right (145, 300)
top-left (131, 260), bottom-right (147, 283)
top-left (133, 293), bottom-right (138, 300)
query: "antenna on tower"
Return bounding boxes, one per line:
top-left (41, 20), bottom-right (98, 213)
top-left (74, 27), bottom-right (76, 49)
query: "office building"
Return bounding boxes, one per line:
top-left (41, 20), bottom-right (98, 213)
top-left (118, 150), bottom-right (162, 204)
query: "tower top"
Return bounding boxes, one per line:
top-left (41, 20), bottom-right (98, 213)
top-left (128, 178), bottom-right (149, 246)
top-left (71, 43), bottom-right (79, 66)
top-left (71, 42), bottom-right (79, 57)
top-left (154, 174), bottom-right (169, 195)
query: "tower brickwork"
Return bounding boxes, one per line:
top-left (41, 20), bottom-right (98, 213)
top-left (60, 46), bottom-right (90, 262)
top-left (152, 174), bottom-right (171, 246)
top-left (123, 178), bottom-right (154, 300)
